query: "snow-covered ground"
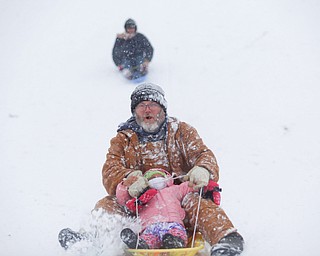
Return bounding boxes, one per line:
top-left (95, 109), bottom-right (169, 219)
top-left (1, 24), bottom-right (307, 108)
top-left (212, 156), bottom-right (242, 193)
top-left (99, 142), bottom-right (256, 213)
top-left (1, 0), bottom-right (320, 255)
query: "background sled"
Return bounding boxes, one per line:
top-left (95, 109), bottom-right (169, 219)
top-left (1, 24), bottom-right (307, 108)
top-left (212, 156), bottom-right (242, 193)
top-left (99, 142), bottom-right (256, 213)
top-left (120, 64), bottom-right (148, 83)
top-left (131, 73), bottom-right (147, 84)
top-left (126, 232), bottom-right (206, 256)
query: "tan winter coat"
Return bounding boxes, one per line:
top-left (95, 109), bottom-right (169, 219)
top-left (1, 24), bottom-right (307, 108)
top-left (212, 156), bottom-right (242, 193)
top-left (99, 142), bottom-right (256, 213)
top-left (97, 116), bottom-right (235, 245)
top-left (102, 117), bottom-right (219, 196)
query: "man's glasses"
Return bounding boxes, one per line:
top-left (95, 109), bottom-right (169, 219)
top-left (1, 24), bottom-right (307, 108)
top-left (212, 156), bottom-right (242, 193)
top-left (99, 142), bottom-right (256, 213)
top-left (136, 102), bottom-right (160, 110)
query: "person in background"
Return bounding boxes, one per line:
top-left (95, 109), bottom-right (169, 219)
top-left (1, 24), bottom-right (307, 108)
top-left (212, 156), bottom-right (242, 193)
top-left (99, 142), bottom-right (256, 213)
top-left (112, 19), bottom-right (153, 80)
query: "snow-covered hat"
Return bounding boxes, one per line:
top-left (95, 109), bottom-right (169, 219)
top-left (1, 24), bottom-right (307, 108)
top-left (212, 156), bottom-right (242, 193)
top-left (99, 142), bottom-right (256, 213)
top-left (130, 83), bottom-right (167, 113)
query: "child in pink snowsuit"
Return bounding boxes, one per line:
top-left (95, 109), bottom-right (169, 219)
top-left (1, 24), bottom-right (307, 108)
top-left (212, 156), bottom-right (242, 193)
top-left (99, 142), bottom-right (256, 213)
top-left (116, 168), bottom-right (198, 249)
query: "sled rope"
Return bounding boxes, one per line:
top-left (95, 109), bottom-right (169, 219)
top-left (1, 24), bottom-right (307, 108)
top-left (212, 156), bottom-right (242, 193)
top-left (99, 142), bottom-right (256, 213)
top-left (135, 198), bottom-right (140, 249)
top-left (146, 174), bottom-right (188, 185)
top-left (191, 186), bottom-right (202, 248)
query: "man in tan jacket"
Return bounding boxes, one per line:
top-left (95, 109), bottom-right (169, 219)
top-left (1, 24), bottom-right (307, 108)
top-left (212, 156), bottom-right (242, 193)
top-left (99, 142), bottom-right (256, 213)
top-left (95, 82), bottom-right (244, 256)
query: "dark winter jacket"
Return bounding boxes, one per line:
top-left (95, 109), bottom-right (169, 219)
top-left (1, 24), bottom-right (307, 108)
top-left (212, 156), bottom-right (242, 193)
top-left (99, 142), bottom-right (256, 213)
top-left (112, 33), bottom-right (153, 67)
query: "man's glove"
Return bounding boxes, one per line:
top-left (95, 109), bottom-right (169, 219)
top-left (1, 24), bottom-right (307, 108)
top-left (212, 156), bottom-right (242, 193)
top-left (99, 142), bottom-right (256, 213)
top-left (123, 170), bottom-right (143, 188)
top-left (202, 180), bottom-right (222, 205)
top-left (185, 166), bottom-right (210, 190)
top-left (125, 188), bottom-right (158, 212)
top-left (128, 176), bottom-right (149, 198)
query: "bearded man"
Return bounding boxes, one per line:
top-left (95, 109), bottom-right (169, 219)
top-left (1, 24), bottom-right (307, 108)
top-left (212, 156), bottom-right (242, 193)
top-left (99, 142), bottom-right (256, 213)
top-left (95, 83), bottom-right (244, 256)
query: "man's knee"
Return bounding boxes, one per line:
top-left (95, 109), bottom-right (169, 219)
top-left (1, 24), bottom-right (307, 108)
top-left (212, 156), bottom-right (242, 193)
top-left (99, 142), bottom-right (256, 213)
top-left (182, 193), bottom-right (235, 245)
top-left (94, 195), bottom-right (127, 216)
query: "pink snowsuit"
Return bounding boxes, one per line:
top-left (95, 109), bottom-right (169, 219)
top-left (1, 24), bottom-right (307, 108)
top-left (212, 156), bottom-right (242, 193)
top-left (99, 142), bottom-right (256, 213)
top-left (116, 180), bottom-right (197, 248)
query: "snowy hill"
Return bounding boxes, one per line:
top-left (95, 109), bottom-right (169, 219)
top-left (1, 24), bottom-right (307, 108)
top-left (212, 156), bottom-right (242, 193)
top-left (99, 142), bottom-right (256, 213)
top-left (1, 0), bottom-right (320, 255)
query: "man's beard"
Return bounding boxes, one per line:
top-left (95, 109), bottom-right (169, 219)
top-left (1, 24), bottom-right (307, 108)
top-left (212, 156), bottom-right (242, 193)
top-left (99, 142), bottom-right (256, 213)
top-left (135, 111), bottom-right (166, 133)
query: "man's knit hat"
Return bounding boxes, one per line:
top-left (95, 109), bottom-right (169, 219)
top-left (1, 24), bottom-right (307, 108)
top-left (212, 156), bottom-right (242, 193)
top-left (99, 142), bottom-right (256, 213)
top-left (130, 83), bottom-right (167, 113)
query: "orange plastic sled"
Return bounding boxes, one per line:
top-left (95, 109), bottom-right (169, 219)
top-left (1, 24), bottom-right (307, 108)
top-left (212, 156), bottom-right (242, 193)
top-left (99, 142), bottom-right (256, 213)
top-left (126, 232), bottom-right (205, 256)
